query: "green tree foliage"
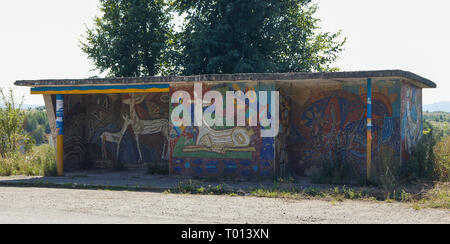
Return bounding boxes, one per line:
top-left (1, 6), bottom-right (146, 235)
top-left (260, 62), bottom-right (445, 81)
top-left (401, 127), bottom-right (450, 182)
top-left (424, 112), bottom-right (449, 137)
top-left (24, 110), bottom-right (50, 145)
top-left (82, 0), bottom-right (345, 76)
top-left (81, 0), bottom-right (171, 77)
top-left (0, 89), bottom-right (33, 156)
top-left (173, 0), bottom-right (346, 75)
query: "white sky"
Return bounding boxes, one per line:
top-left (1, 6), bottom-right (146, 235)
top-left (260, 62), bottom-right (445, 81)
top-left (0, 0), bottom-right (448, 106)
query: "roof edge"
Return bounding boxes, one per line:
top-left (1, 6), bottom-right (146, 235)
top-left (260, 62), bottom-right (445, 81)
top-left (14, 70), bottom-right (437, 88)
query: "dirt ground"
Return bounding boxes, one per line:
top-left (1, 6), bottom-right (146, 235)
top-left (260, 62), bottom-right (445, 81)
top-left (0, 186), bottom-right (448, 224)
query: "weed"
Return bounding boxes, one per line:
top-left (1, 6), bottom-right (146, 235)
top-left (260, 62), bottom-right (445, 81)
top-left (275, 177), bottom-right (296, 184)
top-left (176, 180), bottom-right (200, 194)
top-left (412, 203), bottom-right (421, 211)
top-left (196, 186), bottom-right (206, 194)
top-left (251, 189), bottom-right (298, 199)
top-left (304, 187), bottom-right (321, 197)
top-left (415, 183), bottom-right (450, 209)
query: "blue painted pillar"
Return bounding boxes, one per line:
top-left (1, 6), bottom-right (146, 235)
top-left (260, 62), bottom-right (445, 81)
top-left (56, 94), bottom-right (64, 176)
top-left (367, 78), bottom-right (372, 180)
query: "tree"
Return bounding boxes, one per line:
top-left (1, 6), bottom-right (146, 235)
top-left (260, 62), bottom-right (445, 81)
top-left (0, 88), bottom-right (31, 155)
top-left (23, 110), bottom-right (50, 145)
top-left (173, 0), bottom-right (346, 75)
top-left (81, 0), bottom-right (171, 77)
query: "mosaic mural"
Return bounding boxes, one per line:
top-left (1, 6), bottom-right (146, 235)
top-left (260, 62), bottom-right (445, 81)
top-left (169, 82), bottom-right (276, 179)
top-left (60, 79), bottom-right (424, 180)
top-left (63, 92), bottom-right (170, 170)
top-left (288, 80), bottom-right (402, 176)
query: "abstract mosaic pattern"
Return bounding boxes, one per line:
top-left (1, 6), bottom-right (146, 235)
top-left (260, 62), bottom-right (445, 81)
top-left (288, 80), bottom-right (402, 176)
top-left (169, 82), bottom-right (276, 179)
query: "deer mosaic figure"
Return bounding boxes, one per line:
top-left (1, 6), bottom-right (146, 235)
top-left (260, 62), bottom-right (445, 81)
top-left (100, 115), bottom-right (132, 160)
top-left (122, 94), bottom-right (170, 162)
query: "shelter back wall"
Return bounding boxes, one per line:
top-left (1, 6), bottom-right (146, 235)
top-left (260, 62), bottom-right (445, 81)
top-left (286, 79), bottom-right (402, 176)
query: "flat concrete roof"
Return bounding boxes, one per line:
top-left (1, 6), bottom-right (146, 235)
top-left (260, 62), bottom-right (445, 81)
top-left (15, 70), bottom-right (436, 88)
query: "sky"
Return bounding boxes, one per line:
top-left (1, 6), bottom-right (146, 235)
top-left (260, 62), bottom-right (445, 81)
top-left (0, 0), bottom-right (448, 106)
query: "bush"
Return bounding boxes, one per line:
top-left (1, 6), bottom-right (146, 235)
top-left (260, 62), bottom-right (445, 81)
top-left (401, 129), bottom-right (438, 182)
top-left (0, 88), bottom-right (31, 156)
top-left (0, 144), bottom-right (56, 177)
top-left (23, 110), bottom-right (50, 145)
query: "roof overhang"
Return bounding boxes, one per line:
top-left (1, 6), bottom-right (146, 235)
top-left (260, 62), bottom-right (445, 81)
top-left (15, 70), bottom-right (437, 95)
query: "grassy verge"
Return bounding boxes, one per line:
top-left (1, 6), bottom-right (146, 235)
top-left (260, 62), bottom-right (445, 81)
top-left (168, 180), bottom-right (376, 201)
top-left (411, 183), bottom-right (449, 210)
top-left (166, 180), bottom-right (449, 209)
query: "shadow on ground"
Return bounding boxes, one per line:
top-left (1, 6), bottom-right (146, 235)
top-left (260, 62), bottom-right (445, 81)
top-left (0, 170), bottom-right (326, 193)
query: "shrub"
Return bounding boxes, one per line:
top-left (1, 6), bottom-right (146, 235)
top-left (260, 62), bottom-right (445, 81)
top-left (176, 180), bottom-right (198, 194)
top-left (23, 110), bottom-right (50, 145)
top-left (0, 88), bottom-right (30, 156)
top-left (401, 129), bottom-right (438, 182)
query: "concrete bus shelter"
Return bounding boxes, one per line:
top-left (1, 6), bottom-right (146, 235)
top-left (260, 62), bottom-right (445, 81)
top-left (15, 70), bottom-right (436, 179)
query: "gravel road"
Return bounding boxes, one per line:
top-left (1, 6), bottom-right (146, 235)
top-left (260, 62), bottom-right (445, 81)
top-left (0, 187), bottom-right (448, 224)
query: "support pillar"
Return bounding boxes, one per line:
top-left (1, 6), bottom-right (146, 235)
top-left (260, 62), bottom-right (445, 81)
top-left (56, 94), bottom-right (64, 176)
top-left (367, 78), bottom-right (372, 181)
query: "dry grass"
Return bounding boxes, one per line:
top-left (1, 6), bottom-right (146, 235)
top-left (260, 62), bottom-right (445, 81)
top-left (412, 183), bottom-right (450, 210)
top-left (434, 136), bottom-right (450, 181)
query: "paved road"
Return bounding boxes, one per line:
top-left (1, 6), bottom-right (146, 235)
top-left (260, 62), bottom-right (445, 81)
top-left (0, 187), bottom-right (448, 224)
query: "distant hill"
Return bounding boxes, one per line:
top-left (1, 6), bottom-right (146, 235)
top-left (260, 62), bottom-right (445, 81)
top-left (423, 102), bottom-right (450, 113)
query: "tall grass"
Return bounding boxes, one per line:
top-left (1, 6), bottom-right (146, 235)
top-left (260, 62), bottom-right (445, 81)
top-left (401, 128), bottom-right (449, 182)
top-left (0, 144), bottom-right (56, 177)
top-left (0, 88), bottom-right (56, 177)
top-left (434, 136), bottom-right (449, 182)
